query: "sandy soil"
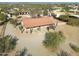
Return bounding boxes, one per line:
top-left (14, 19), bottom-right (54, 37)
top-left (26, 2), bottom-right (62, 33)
top-left (56, 25), bottom-right (79, 56)
top-left (4, 22), bottom-right (79, 56)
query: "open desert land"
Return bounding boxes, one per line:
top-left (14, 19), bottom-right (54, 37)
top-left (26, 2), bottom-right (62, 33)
top-left (4, 21), bottom-right (79, 56)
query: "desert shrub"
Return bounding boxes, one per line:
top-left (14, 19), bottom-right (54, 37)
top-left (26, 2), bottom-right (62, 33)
top-left (67, 18), bottom-right (79, 26)
top-left (0, 35), bottom-right (18, 53)
top-left (57, 50), bottom-right (70, 56)
top-left (43, 31), bottom-right (65, 49)
top-left (69, 43), bottom-right (79, 52)
top-left (15, 48), bottom-right (32, 56)
top-left (58, 15), bottom-right (69, 22)
top-left (58, 15), bottom-right (79, 26)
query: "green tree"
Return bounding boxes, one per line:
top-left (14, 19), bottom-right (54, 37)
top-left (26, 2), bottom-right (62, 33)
top-left (63, 6), bottom-right (70, 12)
top-left (0, 13), bottom-right (7, 22)
top-left (0, 35), bottom-right (18, 53)
top-left (43, 9), bottom-right (48, 16)
top-left (58, 15), bottom-right (69, 22)
top-left (58, 15), bottom-right (79, 26)
top-left (10, 18), bottom-right (17, 27)
top-left (30, 8), bottom-right (42, 18)
top-left (43, 31), bottom-right (65, 49)
top-left (62, 6), bottom-right (70, 14)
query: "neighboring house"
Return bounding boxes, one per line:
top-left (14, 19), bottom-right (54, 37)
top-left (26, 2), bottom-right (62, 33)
top-left (13, 8), bottom-right (19, 11)
top-left (70, 14), bottom-right (79, 18)
top-left (69, 9), bottom-right (79, 15)
top-left (52, 11), bottom-right (65, 18)
top-left (52, 6), bottom-right (62, 12)
top-left (68, 5), bottom-right (79, 15)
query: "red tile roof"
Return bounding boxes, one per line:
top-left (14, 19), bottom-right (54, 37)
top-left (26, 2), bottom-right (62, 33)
top-left (22, 16), bottom-right (56, 28)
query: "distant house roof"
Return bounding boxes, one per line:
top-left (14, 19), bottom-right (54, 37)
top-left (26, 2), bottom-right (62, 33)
top-left (22, 16), bottom-right (56, 28)
top-left (71, 15), bottom-right (79, 18)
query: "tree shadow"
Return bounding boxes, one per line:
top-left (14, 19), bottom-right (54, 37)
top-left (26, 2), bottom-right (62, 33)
top-left (57, 50), bottom-right (71, 56)
top-left (15, 48), bottom-right (32, 56)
